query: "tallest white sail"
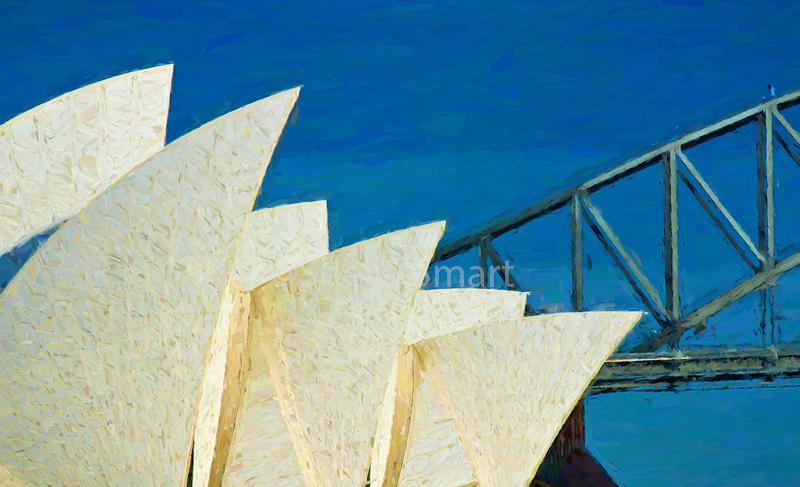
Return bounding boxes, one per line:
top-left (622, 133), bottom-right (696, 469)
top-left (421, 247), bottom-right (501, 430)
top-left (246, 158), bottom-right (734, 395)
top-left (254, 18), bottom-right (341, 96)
top-left (0, 65), bottom-right (173, 255)
top-left (0, 86), bottom-right (299, 486)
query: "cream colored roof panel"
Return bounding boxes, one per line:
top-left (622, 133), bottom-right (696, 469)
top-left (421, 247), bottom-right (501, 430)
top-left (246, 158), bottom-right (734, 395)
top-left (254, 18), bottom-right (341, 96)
top-left (0, 465), bottom-right (23, 487)
top-left (0, 87), bottom-right (299, 487)
top-left (417, 312), bottom-right (642, 487)
top-left (399, 373), bottom-right (476, 487)
top-left (221, 314), bottom-right (305, 487)
top-left (0, 65), bottom-right (173, 255)
top-left (194, 203), bottom-right (329, 487)
top-left (403, 288), bottom-right (528, 345)
top-left (232, 201), bottom-right (329, 291)
top-left (193, 279), bottom-right (252, 487)
top-left (250, 221), bottom-right (446, 487)
top-left (381, 289), bottom-right (526, 487)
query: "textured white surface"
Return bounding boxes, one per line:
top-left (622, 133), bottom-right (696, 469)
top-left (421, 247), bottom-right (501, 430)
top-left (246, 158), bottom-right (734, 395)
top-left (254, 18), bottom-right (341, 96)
top-left (0, 87), bottom-right (299, 486)
top-left (0, 65), bottom-right (172, 255)
top-left (391, 289), bottom-right (527, 487)
top-left (221, 320), bottom-right (305, 487)
top-left (232, 201), bottom-right (329, 291)
top-left (0, 465), bottom-right (23, 487)
top-left (250, 222), bottom-right (446, 487)
top-left (400, 375), bottom-right (477, 487)
top-left (404, 289), bottom-right (528, 345)
top-left (194, 203), bottom-right (329, 487)
top-left (193, 279), bottom-right (251, 487)
top-left (418, 312), bottom-right (642, 487)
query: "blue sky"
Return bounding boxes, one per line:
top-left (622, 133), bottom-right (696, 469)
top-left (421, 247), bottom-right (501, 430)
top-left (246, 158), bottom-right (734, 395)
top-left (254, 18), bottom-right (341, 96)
top-left (3, 0), bottom-right (800, 484)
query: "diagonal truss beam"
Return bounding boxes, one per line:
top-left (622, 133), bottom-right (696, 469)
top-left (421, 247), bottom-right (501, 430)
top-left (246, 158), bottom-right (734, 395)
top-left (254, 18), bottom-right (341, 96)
top-left (580, 195), bottom-right (667, 322)
top-left (480, 238), bottom-right (538, 315)
top-left (676, 148), bottom-right (765, 267)
top-left (477, 238), bottom-right (489, 288)
top-left (773, 107), bottom-right (800, 148)
top-left (481, 238), bottom-right (521, 291)
top-left (678, 171), bottom-right (759, 272)
top-left (432, 90), bottom-right (800, 359)
top-left (633, 248), bottom-right (800, 352)
top-left (774, 130), bottom-right (800, 168)
top-left (481, 238), bottom-right (527, 295)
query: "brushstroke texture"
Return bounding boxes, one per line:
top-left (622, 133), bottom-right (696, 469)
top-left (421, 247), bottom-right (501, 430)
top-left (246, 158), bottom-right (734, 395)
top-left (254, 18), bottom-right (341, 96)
top-left (0, 65), bottom-right (172, 255)
top-left (194, 202), bottom-right (329, 487)
top-left (250, 222), bottom-right (445, 486)
top-left (418, 312), bottom-right (641, 487)
top-left (0, 87), bottom-right (299, 486)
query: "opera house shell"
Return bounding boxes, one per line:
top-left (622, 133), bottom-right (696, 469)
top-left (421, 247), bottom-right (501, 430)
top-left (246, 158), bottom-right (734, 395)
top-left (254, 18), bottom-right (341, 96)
top-left (0, 66), bottom-right (642, 487)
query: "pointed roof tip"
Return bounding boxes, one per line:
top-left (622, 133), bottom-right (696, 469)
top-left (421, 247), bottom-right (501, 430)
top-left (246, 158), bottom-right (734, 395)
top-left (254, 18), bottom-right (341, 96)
top-left (251, 85), bottom-right (301, 107)
top-left (282, 85), bottom-right (303, 95)
top-left (266, 85), bottom-right (302, 104)
top-left (328, 220), bottom-right (447, 255)
top-left (413, 219), bottom-right (447, 240)
top-left (250, 200), bottom-right (327, 216)
top-left (522, 310), bottom-right (643, 320)
top-left (415, 219), bottom-right (447, 241)
top-left (95, 64), bottom-right (174, 84)
top-left (404, 288), bottom-right (529, 345)
top-left (417, 288), bottom-right (529, 298)
top-left (521, 311), bottom-right (643, 335)
top-left (163, 83), bottom-right (300, 153)
top-left (141, 63), bottom-right (174, 74)
top-left (1, 66), bottom-right (175, 127)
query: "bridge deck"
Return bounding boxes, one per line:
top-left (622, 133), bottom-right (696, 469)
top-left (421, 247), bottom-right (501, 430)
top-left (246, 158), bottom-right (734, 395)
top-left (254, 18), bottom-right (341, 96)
top-left (592, 346), bottom-right (800, 394)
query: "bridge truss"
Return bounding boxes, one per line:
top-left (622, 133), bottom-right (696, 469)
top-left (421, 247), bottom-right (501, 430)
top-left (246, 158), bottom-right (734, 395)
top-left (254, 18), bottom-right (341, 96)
top-left (431, 90), bottom-right (800, 391)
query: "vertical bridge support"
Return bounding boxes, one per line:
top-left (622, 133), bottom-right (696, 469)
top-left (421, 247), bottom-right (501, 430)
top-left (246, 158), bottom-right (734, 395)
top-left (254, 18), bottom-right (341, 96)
top-left (535, 196), bottom-right (621, 487)
top-left (571, 193), bottom-right (584, 312)
top-left (664, 149), bottom-right (680, 329)
top-left (757, 111), bottom-right (776, 345)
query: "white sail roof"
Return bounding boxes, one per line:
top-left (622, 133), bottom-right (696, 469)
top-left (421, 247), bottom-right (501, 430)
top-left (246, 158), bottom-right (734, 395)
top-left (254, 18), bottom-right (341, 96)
top-left (194, 202), bottom-right (329, 487)
top-left (232, 201), bottom-right (329, 291)
top-left (0, 65), bottom-right (172, 255)
top-left (249, 222), bottom-right (445, 487)
top-left (374, 289), bottom-right (527, 487)
top-left (417, 312), bottom-right (641, 487)
top-left (0, 87), bottom-right (299, 486)
top-left (220, 317), bottom-right (306, 487)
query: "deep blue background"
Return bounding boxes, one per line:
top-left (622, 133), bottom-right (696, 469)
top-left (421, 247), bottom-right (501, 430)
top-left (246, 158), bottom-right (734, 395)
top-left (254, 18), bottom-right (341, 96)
top-left (3, 0), bottom-right (800, 484)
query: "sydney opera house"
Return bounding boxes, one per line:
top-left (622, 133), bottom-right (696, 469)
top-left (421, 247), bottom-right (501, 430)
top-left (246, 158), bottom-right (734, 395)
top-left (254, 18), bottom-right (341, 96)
top-left (0, 65), bottom-right (641, 487)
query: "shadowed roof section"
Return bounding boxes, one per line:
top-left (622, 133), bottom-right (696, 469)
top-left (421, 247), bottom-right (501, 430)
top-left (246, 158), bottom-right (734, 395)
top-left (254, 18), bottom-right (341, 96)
top-left (220, 314), bottom-right (305, 487)
top-left (0, 65), bottom-right (173, 256)
top-left (249, 221), bottom-right (445, 487)
top-left (417, 312), bottom-right (641, 487)
top-left (0, 87), bottom-right (299, 486)
top-left (193, 202), bottom-right (329, 487)
top-left (384, 289), bottom-right (527, 487)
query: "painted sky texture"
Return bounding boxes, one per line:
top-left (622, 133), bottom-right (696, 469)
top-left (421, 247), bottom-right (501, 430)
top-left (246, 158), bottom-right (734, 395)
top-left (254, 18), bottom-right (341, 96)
top-left (3, 0), bottom-right (800, 485)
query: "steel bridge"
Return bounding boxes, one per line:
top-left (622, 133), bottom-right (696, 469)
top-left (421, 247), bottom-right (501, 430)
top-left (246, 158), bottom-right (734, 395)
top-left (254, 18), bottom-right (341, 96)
top-left (431, 89), bottom-right (800, 390)
top-left (428, 90), bottom-right (800, 485)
